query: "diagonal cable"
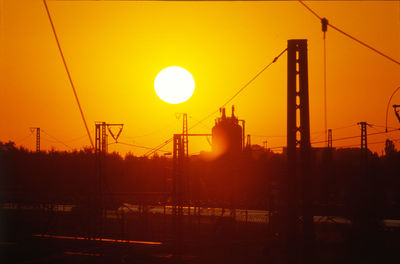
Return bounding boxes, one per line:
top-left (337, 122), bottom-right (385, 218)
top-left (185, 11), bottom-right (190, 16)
top-left (298, 0), bottom-right (400, 66)
top-left (43, 0), bottom-right (94, 148)
top-left (41, 129), bottom-right (75, 150)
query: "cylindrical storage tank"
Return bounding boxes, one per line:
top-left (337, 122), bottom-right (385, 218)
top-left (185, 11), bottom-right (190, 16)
top-left (212, 107), bottom-right (242, 157)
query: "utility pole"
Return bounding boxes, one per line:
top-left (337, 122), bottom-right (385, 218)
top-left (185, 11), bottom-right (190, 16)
top-left (176, 113), bottom-right (189, 157)
top-left (177, 113), bottom-right (190, 216)
top-left (171, 133), bottom-right (211, 255)
top-left (94, 122), bottom-right (123, 237)
top-left (358, 122), bottom-right (368, 177)
top-left (30, 127), bottom-right (40, 152)
top-left (358, 122), bottom-right (367, 151)
top-left (172, 134), bottom-right (184, 255)
top-left (182, 113), bottom-right (188, 158)
top-left (36, 128), bottom-right (40, 152)
top-left (327, 129), bottom-right (332, 149)
top-left (287, 39), bottom-right (314, 264)
top-left (94, 122), bottom-right (106, 237)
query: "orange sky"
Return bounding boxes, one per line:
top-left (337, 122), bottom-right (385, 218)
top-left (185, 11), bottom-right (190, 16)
top-left (1, 0), bottom-right (399, 156)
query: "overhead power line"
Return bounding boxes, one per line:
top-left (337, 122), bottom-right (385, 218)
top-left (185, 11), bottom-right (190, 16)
top-left (114, 141), bottom-right (170, 153)
top-left (188, 48), bottom-right (287, 132)
top-left (221, 48), bottom-right (287, 108)
top-left (269, 127), bottom-right (400, 150)
top-left (14, 131), bottom-right (35, 145)
top-left (250, 124), bottom-right (358, 140)
top-left (298, 0), bottom-right (400, 66)
top-left (43, 0), bottom-right (94, 148)
top-left (121, 120), bottom-right (177, 139)
top-left (337, 138), bottom-right (400, 149)
top-left (298, 0), bottom-right (322, 20)
top-left (41, 129), bottom-right (74, 150)
top-left (312, 127), bottom-right (400, 145)
top-left (144, 138), bottom-right (174, 156)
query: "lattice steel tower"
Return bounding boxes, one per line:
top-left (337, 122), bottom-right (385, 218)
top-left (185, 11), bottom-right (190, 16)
top-left (358, 121), bottom-right (368, 176)
top-left (327, 129), bottom-right (333, 149)
top-left (30, 127), bottom-right (40, 152)
top-left (182, 113), bottom-right (188, 157)
top-left (93, 122), bottom-right (123, 237)
top-left (36, 128), bottom-right (40, 152)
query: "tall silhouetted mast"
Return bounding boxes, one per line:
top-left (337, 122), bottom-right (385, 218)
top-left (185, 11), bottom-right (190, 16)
top-left (94, 121), bottom-right (123, 237)
top-left (30, 127), bottom-right (40, 152)
top-left (182, 113), bottom-right (188, 157)
top-left (36, 128), bottom-right (40, 152)
top-left (286, 39), bottom-right (314, 263)
top-left (327, 129), bottom-right (333, 149)
top-left (358, 121), bottom-right (368, 177)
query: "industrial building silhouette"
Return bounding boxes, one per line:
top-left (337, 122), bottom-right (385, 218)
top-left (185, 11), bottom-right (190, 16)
top-left (212, 106), bottom-right (243, 157)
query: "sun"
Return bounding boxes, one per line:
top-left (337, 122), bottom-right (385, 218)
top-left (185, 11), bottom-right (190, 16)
top-left (154, 66), bottom-right (195, 104)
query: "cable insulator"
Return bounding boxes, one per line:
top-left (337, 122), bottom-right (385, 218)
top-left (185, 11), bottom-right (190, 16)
top-left (321, 18), bottom-right (328, 33)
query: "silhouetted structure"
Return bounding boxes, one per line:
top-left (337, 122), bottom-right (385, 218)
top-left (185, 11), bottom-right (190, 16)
top-left (212, 106), bottom-right (243, 157)
top-left (286, 39), bottom-right (314, 263)
top-left (358, 121), bottom-right (368, 177)
top-left (246, 134), bottom-right (251, 149)
top-left (182, 113), bottom-right (189, 157)
top-left (94, 122), bottom-right (124, 237)
top-left (3, 35), bottom-right (400, 263)
top-left (328, 129), bottom-right (333, 149)
top-left (30, 127), bottom-right (40, 152)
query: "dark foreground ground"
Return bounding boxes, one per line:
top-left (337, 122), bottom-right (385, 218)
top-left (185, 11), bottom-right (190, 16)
top-left (2, 233), bottom-right (400, 264)
top-left (1, 207), bottom-right (400, 264)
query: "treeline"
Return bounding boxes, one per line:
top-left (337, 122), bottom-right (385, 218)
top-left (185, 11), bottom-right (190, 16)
top-left (0, 141), bottom-right (169, 206)
top-left (1, 141), bottom-right (400, 212)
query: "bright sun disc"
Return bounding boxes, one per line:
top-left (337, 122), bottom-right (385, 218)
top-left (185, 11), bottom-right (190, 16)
top-left (154, 66), bottom-right (195, 104)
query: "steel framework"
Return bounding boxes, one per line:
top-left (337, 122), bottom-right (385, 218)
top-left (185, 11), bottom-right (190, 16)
top-left (30, 127), bottom-right (40, 152)
top-left (36, 128), bottom-right (40, 152)
top-left (94, 122), bottom-right (124, 237)
top-left (358, 121), bottom-right (368, 177)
